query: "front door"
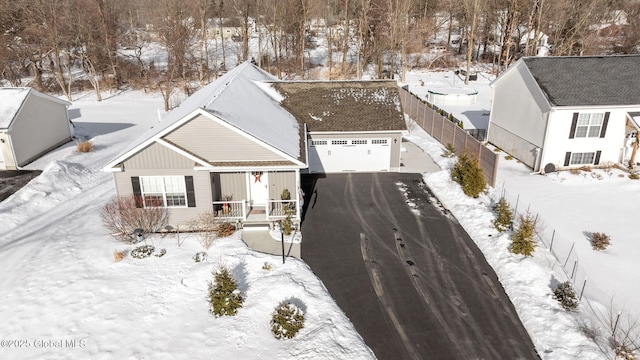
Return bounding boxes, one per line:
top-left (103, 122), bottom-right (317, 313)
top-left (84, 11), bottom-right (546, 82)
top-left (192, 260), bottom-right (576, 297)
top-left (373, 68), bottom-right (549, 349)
top-left (249, 171), bottom-right (268, 206)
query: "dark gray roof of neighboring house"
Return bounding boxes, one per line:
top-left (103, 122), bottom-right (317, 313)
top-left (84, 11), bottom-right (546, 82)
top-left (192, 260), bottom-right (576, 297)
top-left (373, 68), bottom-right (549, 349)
top-left (522, 55), bottom-right (640, 107)
top-left (273, 81), bottom-right (406, 132)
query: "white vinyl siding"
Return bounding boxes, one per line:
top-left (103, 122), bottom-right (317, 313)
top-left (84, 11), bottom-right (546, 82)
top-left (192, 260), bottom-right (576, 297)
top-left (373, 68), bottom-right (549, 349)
top-left (140, 176), bottom-right (187, 207)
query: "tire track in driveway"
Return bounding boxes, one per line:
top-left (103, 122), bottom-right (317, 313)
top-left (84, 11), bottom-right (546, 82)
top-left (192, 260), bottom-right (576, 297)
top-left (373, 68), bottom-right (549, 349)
top-left (402, 176), bottom-right (538, 359)
top-left (443, 217), bottom-right (537, 357)
top-left (358, 232), bottom-right (421, 360)
top-left (341, 174), bottom-right (421, 359)
top-left (302, 173), bottom-right (539, 360)
top-left (370, 174), bottom-right (494, 359)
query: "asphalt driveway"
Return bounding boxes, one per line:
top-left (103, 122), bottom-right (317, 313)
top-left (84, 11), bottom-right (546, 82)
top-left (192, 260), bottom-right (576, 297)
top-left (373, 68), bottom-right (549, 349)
top-left (301, 173), bottom-right (539, 360)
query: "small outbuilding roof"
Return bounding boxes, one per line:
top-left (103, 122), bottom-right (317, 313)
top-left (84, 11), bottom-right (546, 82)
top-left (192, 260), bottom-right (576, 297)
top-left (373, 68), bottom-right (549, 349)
top-left (522, 55), bottom-right (640, 107)
top-left (0, 87), bottom-right (71, 129)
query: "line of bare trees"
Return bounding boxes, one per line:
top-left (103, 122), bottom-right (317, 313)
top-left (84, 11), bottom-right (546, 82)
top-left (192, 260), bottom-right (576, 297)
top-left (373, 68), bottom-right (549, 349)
top-left (1, 0), bottom-right (639, 107)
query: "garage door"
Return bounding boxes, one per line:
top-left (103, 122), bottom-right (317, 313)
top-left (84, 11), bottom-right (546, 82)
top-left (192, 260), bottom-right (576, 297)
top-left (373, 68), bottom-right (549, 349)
top-left (308, 138), bottom-right (391, 173)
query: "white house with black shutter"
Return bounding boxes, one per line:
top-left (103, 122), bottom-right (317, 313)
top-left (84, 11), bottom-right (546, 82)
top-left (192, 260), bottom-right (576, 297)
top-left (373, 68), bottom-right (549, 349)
top-left (487, 55), bottom-right (640, 172)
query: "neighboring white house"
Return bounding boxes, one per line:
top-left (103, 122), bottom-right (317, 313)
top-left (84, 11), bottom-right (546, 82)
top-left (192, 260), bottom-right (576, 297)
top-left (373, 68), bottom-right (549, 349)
top-left (519, 30), bottom-right (550, 56)
top-left (487, 55), bottom-right (640, 172)
top-left (0, 88), bottom-right (73, 170)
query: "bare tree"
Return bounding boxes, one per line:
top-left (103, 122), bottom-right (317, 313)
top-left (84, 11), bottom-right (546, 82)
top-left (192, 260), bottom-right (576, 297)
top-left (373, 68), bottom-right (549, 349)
top-left (461, 0), bottom-right (481, 84)
top-left (231, 0), bottom-right (255, 63)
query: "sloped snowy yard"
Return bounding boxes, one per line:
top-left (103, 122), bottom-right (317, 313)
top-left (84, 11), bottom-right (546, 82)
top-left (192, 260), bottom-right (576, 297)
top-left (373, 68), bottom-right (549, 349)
top-left (0, 91), bottom-right (373, 360)
top-left (1, 83), bottom-right (637, 359)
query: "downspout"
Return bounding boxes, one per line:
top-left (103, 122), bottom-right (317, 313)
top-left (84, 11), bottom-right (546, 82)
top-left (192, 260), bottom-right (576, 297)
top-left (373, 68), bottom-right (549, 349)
top-left (537, 108), bottom-right (554, 173)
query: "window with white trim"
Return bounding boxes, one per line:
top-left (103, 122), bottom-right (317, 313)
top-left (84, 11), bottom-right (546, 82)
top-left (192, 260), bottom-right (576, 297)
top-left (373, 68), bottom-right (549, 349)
top-left (140, 176), bottom-right (187, 207)
top-left (570, 152), bottom-right (595, 165)
top-left (574, 113), bottom-right (604, 138)
top-left (372, 139), bottom-right (388, 145)
top-left (332, 140), bottom-right (348, 145)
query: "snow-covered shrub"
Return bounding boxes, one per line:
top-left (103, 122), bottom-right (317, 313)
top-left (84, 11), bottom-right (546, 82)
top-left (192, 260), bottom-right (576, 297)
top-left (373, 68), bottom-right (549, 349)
top-left (101, 195), bottom-right (169, 243)
top-left (131, 245), bottom-right (155, 259)
top-left (509, 211), bottom-right (537, 256)
top-left (262, 262), bottom-right (273, 271)
top-left (193, 252), bottom-right (208, 263)
top-left (113, 250), bottom-right (126, 262)
top-left (553, 281), bottom-right (578, 310)
top-left (76, 141), bottom-right (94, 153)
top-left (591, 232), bottom-right (611, 250)
top-left (281, 215), bottom-right (293, 236)
top-left (154, 248), bottom-right (166, 257)
top-left (492, 196), bottom-right (513, 232)
top-left (504, 155), bottom-right (514, 160)
top-left (629, 172), bottom-right (639, 180)
top-left (207, 265), bottom-right (244, 317)
top-left (271, 302), bottom-right (305, 339)
top-left (451, 152), bottom-right (486, 198)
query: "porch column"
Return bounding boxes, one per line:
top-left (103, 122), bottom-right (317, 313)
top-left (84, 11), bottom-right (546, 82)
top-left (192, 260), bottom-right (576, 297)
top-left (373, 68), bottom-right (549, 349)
top-left (295, 168), bottom-right (301, 221)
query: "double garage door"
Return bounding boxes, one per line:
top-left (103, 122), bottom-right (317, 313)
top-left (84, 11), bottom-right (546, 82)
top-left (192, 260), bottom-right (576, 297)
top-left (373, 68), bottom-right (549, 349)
top-left (308, 138), bottom-right (391, 173)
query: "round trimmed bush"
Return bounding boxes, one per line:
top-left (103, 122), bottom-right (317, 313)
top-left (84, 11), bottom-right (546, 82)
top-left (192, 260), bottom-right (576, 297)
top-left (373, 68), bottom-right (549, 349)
top-left (553, 281), bottom-right (578, 310)
top-left (271, 302), bottom-right (305, 339)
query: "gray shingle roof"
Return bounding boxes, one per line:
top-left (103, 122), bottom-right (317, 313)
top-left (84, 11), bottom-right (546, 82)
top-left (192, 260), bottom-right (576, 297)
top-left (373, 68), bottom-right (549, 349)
top-left (523, 55), bottom-right (640, 107)
top-left (273, 81), bottom-right (406, 132)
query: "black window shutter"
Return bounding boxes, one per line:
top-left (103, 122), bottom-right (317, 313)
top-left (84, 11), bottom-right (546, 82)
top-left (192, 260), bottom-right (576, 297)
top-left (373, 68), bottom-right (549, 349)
top-left (131, 177), bottom-right (143, 208)
top-left (599, 112), bottom-right (610, 138)
top-left (564, 152), bottom-right (571, 166)
top-left (569, 113), bottom-right (578, 139)
top-left (185, 176), bottom-right (196, 207)
top-left (594, 151), bottom-right (602, 165)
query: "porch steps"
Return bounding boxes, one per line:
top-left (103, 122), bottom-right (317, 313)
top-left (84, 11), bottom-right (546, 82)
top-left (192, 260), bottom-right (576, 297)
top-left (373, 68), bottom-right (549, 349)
top-left (242, 223), bottom-right (270, 231)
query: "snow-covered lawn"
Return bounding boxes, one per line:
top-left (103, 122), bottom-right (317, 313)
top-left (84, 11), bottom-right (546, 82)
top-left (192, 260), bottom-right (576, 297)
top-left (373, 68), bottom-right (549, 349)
top-left (402, 69), bottom-right (640, 359)
top-left (0, 91), bottom-right (373, 360)
top-left (406, 117), bottom-right (638, 359)
top-left (1, 76), bottom-right (638, 359)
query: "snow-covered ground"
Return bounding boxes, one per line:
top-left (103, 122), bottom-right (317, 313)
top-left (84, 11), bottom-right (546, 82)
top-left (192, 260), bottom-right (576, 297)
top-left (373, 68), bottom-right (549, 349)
top-left (0, 91), bottom-right (374, 360)
top-left (1, 70), bottom-right (637, 359)
top-left (402, 73), bottom-right (640, 358)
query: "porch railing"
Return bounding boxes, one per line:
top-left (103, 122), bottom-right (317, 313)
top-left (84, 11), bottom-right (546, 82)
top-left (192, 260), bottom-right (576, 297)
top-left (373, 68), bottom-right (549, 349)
top-left (212, 200), bottom-right (247, 220)
top-left (267, 200), bottom-right (298, 220)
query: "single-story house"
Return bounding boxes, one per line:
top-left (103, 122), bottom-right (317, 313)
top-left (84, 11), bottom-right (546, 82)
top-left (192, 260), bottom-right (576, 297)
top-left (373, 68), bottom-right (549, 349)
top-left (0, 87), bottom-right (73, 170)
top-left (103, 62), bottom-right (405, 230)
top-left (487, 55), bottom-right (640, 172)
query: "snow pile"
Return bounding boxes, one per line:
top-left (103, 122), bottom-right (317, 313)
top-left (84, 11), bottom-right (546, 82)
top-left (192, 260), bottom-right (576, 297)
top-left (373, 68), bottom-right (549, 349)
top-left (405, 118), bottom-right (616, 359)
top-left (0, 91), bottom-right (373, 360)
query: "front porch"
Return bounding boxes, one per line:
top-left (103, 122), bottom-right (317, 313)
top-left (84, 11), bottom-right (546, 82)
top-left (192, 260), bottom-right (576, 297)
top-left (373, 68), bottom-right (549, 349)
top-left (211, 199), bottom-right (300, 224)
top-left (207, 168), bottom-right (302, 227)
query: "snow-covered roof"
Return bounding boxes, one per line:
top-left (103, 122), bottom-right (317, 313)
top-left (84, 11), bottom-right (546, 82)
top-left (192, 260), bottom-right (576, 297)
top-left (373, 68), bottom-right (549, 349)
top-left (106, 62), bottom-right (302, 168)
top-left (0, 87), bottom-right (71, 129)
top-left (0, 88), bottom-right (30, 128)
